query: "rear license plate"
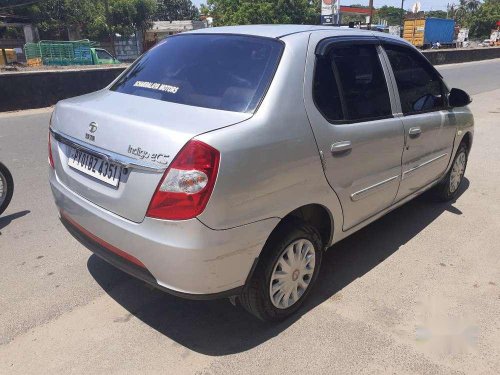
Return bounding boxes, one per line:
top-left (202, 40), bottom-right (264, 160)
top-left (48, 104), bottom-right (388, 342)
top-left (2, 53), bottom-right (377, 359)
top-left (68, 147), bottom-right (122, 187)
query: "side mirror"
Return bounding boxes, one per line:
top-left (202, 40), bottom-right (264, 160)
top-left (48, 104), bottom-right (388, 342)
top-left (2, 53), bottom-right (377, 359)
top-left (449, 88), bottom-right (472, 108)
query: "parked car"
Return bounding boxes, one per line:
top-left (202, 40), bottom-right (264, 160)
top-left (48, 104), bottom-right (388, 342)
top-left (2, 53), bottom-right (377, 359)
top-left (49, 25), bottom-right (474, 321)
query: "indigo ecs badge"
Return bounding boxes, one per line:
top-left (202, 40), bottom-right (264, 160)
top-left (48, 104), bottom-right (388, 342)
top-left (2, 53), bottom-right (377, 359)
top-left (127, 145), bottom-right (169, 165)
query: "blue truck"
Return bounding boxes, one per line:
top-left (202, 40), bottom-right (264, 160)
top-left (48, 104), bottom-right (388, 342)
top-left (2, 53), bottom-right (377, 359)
top-left (403, 18), bottom-right (455, 48)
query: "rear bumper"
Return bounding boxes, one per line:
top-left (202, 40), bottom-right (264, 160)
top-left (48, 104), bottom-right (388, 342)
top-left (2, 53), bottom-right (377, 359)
top-left (60, 215), bottom-right (243, 299)
top-left (50, 168), bottom-right (279, 297)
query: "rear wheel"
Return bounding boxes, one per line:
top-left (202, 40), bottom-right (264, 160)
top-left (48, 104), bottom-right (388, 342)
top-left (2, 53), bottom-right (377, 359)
top-left (240, 219), bottom-right (323, 322)
top-left (433, 143), bottom-right (468, 201)
top-left (0, 163), bottom-right (14, 216)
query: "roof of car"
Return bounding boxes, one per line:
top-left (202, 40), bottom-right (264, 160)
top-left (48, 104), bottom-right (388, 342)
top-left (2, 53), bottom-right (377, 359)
top-left (186, 24), bottom-right (375, 39)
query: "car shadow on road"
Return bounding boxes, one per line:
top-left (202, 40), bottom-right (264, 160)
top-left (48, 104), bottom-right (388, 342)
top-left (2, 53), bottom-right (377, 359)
top-left (88, 179), bottom-right (469, 356)
top-left (0, 210), bottom-right (30, 232)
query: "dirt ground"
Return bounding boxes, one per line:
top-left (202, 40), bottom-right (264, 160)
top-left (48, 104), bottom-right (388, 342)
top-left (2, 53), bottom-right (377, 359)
top-left (0, 62), bottom-right (130, 74)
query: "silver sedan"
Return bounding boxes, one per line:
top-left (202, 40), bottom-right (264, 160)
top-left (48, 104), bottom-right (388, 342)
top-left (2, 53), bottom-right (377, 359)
top-left (49, 25), bottom-right (473, 321)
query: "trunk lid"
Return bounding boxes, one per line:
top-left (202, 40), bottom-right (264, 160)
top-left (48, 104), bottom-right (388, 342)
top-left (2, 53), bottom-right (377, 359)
top-left (52, 90), bottom-right (250, 222)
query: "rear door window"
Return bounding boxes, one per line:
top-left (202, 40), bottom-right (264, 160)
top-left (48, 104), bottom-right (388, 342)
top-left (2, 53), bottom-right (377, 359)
top-left (313, 44), bottom-right (392, 122)
top-left (313, 53), bottom-right (344, 121)
top-left (111, 34), bottom-right (284, 113)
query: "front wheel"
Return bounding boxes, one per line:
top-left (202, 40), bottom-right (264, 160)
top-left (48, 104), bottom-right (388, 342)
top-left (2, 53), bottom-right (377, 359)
top-left (0, 163), bottom-right (14, 216)
top-left (240, 219), bottom-right (323, 322)
top-left (433, 143), bottom-right (468, 201)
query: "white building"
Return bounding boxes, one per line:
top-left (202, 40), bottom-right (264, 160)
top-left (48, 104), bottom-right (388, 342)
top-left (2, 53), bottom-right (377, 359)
top-left (147, 20), bottom-right (206, 39)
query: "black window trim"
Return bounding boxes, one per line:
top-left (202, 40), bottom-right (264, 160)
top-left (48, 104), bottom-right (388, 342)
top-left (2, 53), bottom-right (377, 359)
top-left (313, 37), bottom-right (395, 125)
top-left (378, 38), bottom-right (450, 117)
top-left (315, 35), bottom-right (381, 57)
top-left (376, 37), bottom-right (444, 79)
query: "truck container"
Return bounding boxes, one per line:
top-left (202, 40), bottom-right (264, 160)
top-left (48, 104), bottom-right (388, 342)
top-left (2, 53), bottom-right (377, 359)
top-left (403, 18), bottom-right (455, 48)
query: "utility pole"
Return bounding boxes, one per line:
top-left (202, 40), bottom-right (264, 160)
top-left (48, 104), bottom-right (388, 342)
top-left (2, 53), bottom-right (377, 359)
top-left (104, 0), bottom-right (115, 55)
top-left (368, 0), bottom-right (374, 29)
top-left (400, 0), bottom-right (405, 37)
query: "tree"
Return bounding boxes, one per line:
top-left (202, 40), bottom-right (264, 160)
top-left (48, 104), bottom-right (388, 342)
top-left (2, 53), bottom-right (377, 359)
top-left (104, 0), bottom-right (156, 53)
top-left (376, 5), bottom-right (404, 25)
top-left (462, 0), bottom-right (481, 12)
top-left (108, 0), bottom-right (157, 36)
top-left (199, 3), bottom-right (210, 15)
top-left (134, 0), bottom-right (158, 37)
top-left (201, 0), bottom-right (317, 26)
top-left (155, 0), bottom-right (199, 21)
top-left (425, 10), bottom-right (448, 19)
top-left (17, 0), bottom-right (106, 40)
top-left (467, 0), bottom-right (500, 38)
top-left (3, 0), bottom-right (156, 40)
top-left (453, 0), bottom-right (483, 27)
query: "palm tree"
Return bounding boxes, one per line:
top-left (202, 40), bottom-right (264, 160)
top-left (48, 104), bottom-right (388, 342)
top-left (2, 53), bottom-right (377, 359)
top-left (452, 0), bottom-right (481, 25)
top-left (465, 0), bottom-right (480, 12)
top-left (458, 0), bottom-right (481, 13)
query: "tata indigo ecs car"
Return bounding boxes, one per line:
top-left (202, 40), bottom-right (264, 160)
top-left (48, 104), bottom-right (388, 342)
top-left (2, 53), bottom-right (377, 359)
top-left (49, 25), bottom-right (473, 321)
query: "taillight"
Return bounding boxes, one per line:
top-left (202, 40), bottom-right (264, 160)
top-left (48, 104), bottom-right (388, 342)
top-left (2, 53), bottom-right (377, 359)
top-left (146, 140), bottom-right (220, 220)
top-left (48, 131), bottom-right (55, 169)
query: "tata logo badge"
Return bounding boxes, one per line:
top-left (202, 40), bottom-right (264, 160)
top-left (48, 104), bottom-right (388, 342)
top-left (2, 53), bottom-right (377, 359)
top-left (85, 122), bottom-right (97, 142)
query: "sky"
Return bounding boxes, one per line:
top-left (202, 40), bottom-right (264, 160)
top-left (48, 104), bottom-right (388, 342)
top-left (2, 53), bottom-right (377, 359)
top-left (190, 0), bottom-right (453, 12)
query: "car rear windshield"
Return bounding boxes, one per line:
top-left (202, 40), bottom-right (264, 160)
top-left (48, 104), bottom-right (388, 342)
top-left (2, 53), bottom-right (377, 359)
top-left (111, 34), bottom-right (284, 113)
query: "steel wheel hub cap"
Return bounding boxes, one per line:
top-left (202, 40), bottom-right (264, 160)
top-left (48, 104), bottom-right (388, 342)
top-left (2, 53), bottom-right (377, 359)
top-left (450, 151), bottom-right (466, 193)
top-left (269, 239), bottom-right (316, 309)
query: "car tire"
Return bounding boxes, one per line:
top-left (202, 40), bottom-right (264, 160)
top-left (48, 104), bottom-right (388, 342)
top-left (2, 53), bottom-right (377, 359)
top-left (0, 163), bottom-right (14, 216)
top-left (432, 143), bottom-right (468, 201)
top-left (240, 218), bottom-right (323, 322)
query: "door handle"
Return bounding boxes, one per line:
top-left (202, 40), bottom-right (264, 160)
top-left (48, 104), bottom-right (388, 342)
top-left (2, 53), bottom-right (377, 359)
top-left (331, 141), bottom-right (352, 155)
top-left (408, 127), bottom-right (422, 138)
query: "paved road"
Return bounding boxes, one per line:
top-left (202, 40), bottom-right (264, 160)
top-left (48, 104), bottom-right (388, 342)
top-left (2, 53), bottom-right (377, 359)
top-left (438, 59), bottom-right (500, 95)
top-left (1, 60), bottom-right (499, 374)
